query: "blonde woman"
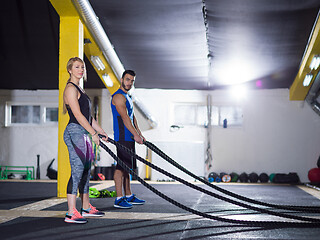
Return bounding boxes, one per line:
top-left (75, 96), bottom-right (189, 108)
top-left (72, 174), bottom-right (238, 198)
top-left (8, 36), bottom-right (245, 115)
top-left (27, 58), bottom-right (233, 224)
top-left (63, 57), bottom-right (107, 223)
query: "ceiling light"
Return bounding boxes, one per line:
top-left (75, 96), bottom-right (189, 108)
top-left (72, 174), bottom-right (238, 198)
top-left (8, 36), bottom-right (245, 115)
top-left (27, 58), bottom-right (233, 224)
top-left (213, 57), bottom-right (258, 85)
top-left (303, 73), bottom-right (313, 87)
top-left (309, 55), bottom-right (320, 70)
top-left (91, 56), bottom-right (105, 71)
top-left (102, 74), bottom-right (113, 87)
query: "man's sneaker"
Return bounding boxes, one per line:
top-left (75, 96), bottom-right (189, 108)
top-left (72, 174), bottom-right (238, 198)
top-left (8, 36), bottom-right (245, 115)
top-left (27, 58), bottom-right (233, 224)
top-left (81, 203), bottom-right (105, 217)
top-left (64, 208), bottom-right (87, 224)
top-left (114, 196), bottom-right (132, 209)
top-left (126, 194), bottom-right (145, 205)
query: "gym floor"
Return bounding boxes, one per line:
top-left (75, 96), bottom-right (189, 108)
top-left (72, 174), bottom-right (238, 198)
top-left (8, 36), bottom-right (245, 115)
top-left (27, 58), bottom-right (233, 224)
top-left (1, 180), bottom-right (320, 240)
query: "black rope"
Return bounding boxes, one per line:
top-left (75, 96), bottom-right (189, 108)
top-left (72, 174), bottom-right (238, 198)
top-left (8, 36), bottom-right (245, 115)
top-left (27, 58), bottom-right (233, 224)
top-left (144, 140), bottom-right (320, 213)
top-left (107, 138), bottom-right (319, 223)
top-left (99, 137), bottom-right (320, 227)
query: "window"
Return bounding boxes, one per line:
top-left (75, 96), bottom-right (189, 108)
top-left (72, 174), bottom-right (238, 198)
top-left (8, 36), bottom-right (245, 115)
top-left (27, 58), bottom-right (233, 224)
top-left (5, 102), bottom-right (58, 126)
top-left (197, 105), bottom-right (219, 126)
top-left (11, 105), bottom-right (40, 124)
top-left (173, 103), bottom-right (243, 127)
top-left (220, 106), bottom-right (243, 126)
top-left (45, 107), bottom-right (58, 123)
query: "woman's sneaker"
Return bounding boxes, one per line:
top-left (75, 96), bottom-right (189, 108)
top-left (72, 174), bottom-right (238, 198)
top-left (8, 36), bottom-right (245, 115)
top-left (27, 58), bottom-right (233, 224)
top-left (81, 203), bottom-right (105, 217)
top-left (114, 196), bottom-right (132, 209)
top-left (65, 208), bottom-right (87, 224)
top-left (126, 194), bottom-right (145, 205)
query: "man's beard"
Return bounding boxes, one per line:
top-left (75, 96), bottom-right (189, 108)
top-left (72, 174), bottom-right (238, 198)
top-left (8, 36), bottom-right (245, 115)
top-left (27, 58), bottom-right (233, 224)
top-left (122, 81), bottom-right (131, 91)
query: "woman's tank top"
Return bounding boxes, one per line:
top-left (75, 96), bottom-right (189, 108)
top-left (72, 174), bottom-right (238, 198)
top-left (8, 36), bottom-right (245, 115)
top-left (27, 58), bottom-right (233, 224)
top-left (66, 82), bottom-right (92, 125)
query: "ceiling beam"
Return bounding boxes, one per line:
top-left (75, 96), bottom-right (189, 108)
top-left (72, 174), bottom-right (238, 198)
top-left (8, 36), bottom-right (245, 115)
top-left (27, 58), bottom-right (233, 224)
top-left (50, 0), bottom-right (120, 93)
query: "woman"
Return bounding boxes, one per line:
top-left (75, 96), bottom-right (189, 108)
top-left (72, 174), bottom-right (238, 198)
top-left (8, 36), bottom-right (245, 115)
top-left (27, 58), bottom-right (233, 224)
top-left (63, 57), bottom-right (108, 224)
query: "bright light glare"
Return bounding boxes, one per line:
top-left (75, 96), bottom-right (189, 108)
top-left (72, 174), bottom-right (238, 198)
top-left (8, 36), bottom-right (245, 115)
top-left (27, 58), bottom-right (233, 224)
top-left (230, 85), bottom-right (247, 100)
top-left (213, 58), bottom-right (258, 85)
top-left (303, 74), bottom-right (313, 87)
top-left (102, 74), bottom-right (113, 87)
top-left (91, 56), bottom-right (105, 71)
top-left (310, 55), bottom-right (320, 70)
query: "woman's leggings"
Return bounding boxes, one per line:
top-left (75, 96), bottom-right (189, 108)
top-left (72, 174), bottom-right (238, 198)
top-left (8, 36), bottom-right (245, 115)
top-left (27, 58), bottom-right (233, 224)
top-left (64, 123), bottom-right (94, 195)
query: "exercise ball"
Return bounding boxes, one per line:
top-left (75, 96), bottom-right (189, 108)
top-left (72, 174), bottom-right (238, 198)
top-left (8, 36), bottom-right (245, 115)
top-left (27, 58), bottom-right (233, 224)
top-left (230, 172), bottom-right (239, 182)
top-left (259, 173), bottom-right (269, 183)
top-left (215, 176), bottom-right (222, 183)
top-left (208, 177), bottom-right (214, 183)
top-left (308, 168), bottom-right (320, 183)
top-left (239, 172), bottom-right (248, 183)
top-left (269, 173), bottom-right (275, 183)
top-left (208, 172), bottom-right (218, 178)
top-left (248, 172), bottom-right (259, 183)
top-left (219, 172), bottom-right (227, 178)
top-left (222, 174), bottom-right (231, 183)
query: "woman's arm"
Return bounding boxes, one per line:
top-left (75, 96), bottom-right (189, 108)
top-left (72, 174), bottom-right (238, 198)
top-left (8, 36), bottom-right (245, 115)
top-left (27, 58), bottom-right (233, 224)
top-left (92, 118), bottom-right (108, 141)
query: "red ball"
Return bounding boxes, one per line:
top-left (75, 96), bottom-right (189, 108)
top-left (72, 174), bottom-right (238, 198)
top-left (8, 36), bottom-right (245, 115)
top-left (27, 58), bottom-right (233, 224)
top-left (308, 168), bottom-right (320, 182)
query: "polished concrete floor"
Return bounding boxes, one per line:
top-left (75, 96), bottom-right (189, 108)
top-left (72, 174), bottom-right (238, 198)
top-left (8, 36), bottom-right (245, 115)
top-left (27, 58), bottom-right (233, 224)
top-left (1, 180), bottom-right (320, 240)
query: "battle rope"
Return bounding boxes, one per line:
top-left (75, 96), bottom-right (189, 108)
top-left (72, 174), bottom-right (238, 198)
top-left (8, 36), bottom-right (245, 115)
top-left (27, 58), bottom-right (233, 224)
top-left (99, 137), bottom-right (320, 227)
top-left (144, 140), bottom-right (320, 213)
top-left (106, 138), bottom-right (319, 223)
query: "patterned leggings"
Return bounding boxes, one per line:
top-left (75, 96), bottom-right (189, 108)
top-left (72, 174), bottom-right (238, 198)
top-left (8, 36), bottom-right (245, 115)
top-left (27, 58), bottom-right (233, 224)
top-left (64, 123), bottom-right (94, 195)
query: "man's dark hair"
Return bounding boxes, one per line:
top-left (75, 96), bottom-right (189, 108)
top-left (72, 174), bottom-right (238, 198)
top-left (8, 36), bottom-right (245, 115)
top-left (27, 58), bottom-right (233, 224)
top-left (122, 70), bottom-right (136, 79)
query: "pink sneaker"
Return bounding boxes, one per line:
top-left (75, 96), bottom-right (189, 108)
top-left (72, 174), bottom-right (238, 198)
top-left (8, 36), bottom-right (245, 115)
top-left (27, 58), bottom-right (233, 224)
top-left (64, 208), bottom-right (87, 224)
top-left (81, 203), bottom-right (105, 217)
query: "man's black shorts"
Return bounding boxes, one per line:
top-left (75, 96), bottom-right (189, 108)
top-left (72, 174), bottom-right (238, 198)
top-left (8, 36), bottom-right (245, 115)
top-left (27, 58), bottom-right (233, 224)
top-left (116, 140), bottom-right (136, 171)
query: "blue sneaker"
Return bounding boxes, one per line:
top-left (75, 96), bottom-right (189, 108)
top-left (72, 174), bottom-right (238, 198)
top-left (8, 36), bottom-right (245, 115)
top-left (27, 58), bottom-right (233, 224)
top-left (114, 196), bottom-right (132, 209)
top-left (126, 194), bottom-right (145, 205)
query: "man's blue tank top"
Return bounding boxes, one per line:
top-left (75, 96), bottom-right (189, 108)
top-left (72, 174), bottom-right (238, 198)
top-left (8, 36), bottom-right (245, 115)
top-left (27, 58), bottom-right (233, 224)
top-left (111, 89), bottom-right (134, 142)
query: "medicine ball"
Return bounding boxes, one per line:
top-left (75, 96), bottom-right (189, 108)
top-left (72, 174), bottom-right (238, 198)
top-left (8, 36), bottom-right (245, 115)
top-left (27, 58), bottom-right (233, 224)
top-left (308, 168), bottom-right (320, 183)
top-left (215, 176), bottom-right (222, 183)
top-left (230, 172), bottom-right (239, 182)
top-left (239, 172), bottom-right (248, 182)
top-left (259, 173), bottom-right (269, 183)
top-left (269, 173), bottom-right (275, 183)
top-left (208, 172), bottom-right (218, 179)
top-left (208, 177), bottom-right (214, 183)
top-left (222, 174), bottom-right (231, 183)
top-left (248, 172), bottom-right (259, 183)
top-left (220, 172), bottom-right (227, 178)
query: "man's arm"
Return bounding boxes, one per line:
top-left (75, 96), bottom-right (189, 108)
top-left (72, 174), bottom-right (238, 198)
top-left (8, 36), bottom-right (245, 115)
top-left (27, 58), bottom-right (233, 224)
top-left (113, 94), bottom-right (143, 144)
top-left (133, 115), bottom-right (145, 142)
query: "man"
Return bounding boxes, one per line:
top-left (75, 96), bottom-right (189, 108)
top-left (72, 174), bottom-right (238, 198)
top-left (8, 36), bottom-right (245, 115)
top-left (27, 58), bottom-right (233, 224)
top-left (111, 70), bottom-right (145, 208)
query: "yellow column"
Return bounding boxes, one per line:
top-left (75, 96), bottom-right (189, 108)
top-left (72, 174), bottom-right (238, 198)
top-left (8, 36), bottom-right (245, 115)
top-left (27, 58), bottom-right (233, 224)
top-left (57, 17), bottom-right (84, 197)
top-left (290, 15), bottom-right (320, 100)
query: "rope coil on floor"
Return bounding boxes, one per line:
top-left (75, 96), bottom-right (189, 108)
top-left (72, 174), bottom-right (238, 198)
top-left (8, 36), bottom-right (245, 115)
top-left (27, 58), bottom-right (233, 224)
top-left (143, 140), bottom-right (320, 213)
top-left (99, 137), bottom-right (320, 227)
